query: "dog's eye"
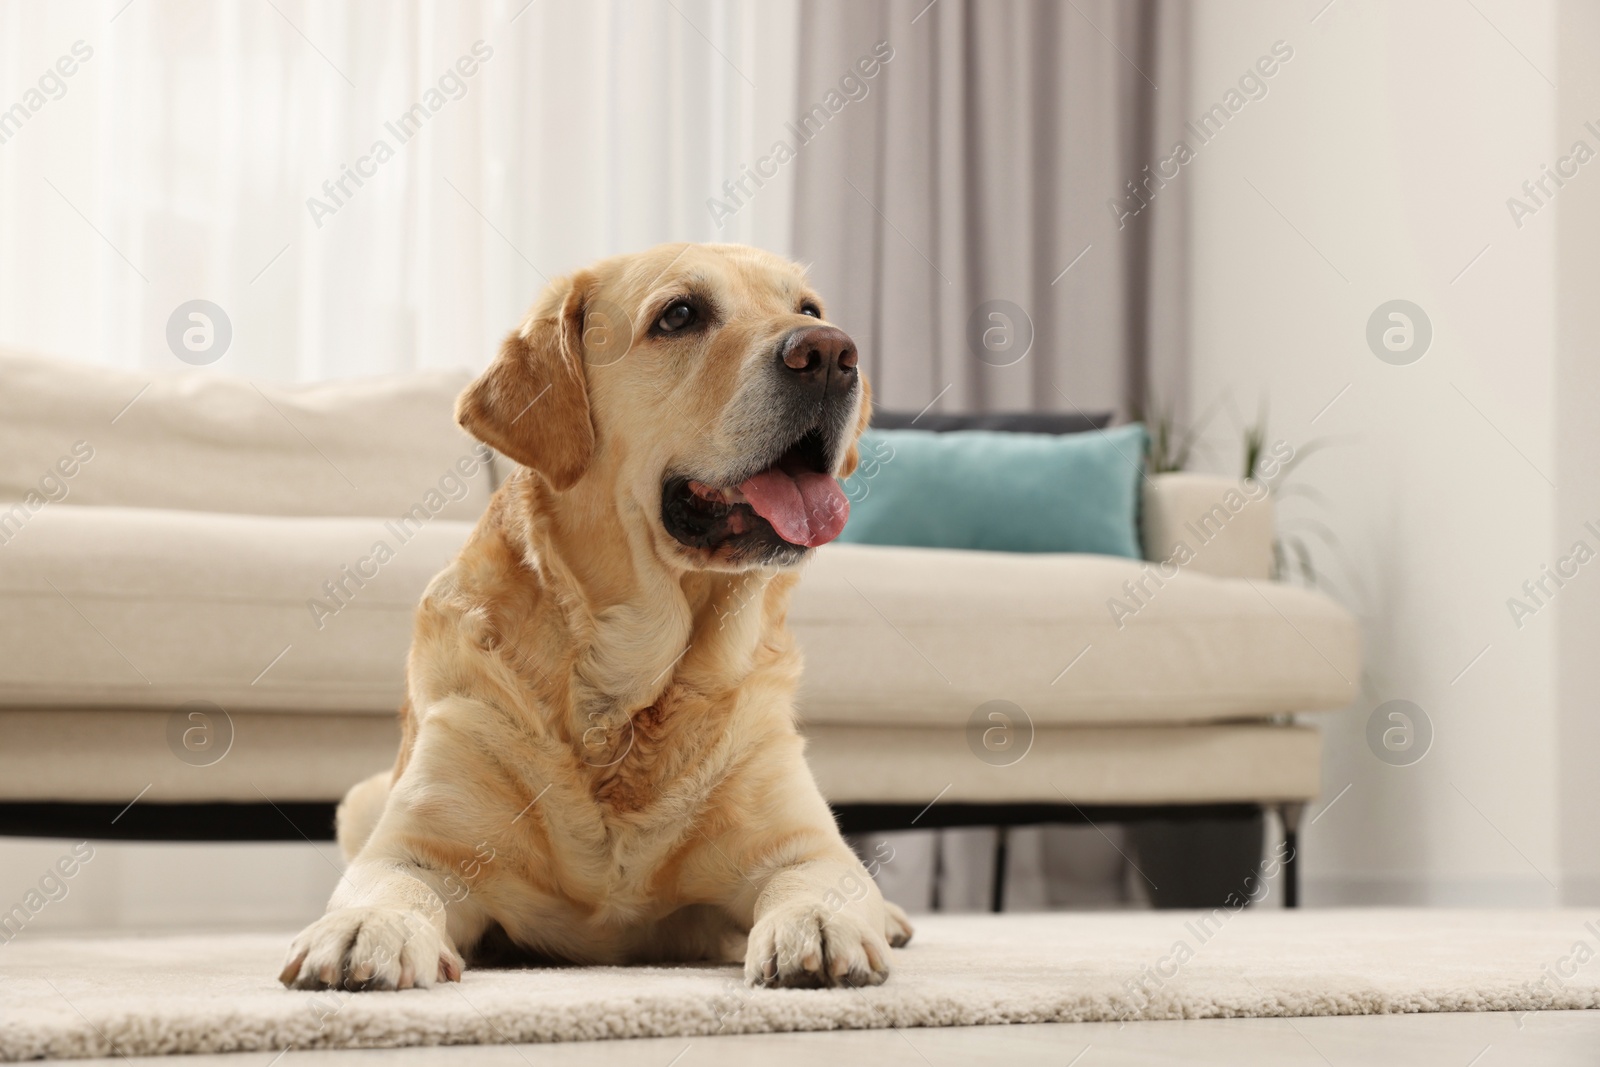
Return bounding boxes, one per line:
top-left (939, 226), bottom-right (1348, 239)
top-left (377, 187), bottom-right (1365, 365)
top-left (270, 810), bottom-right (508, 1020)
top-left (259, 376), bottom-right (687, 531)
top-left (799, 303), bottom-right (821, 319)
top-left (656, 301), bottom-right (696, 333)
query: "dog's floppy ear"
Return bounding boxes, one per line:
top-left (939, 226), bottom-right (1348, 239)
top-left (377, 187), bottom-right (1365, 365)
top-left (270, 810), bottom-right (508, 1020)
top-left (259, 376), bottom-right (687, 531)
top-left (836, 374), bottom-right (873, 479)
top-left (457, 272), bottom-right (596, 491)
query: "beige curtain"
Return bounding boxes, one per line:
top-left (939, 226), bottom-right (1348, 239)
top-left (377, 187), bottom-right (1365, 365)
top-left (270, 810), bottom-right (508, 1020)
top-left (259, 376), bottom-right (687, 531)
top-left (790, 0), bottom-right (1190, 420)
top-left (797, 0), bottom-right (1191, 910)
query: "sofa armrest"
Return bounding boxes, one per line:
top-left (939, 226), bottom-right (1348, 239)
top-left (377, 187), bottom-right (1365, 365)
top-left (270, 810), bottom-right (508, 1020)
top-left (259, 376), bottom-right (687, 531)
top-left (1141, 473), bottom-right (1275, 580)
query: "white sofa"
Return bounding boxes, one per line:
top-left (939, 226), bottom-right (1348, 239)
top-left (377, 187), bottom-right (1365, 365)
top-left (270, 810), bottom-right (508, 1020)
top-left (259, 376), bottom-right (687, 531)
top-left (0, 353), bottom-right (1361, 903)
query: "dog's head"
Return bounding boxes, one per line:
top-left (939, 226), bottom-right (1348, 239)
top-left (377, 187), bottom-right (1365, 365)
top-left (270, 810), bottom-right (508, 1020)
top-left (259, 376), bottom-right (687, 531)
top-left (457, 243), bottom-right (870, 571)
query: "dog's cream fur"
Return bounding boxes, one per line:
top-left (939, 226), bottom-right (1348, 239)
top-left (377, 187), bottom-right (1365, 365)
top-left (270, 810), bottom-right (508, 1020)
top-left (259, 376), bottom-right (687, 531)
top-left (280, 243), bottom-right (911, 992)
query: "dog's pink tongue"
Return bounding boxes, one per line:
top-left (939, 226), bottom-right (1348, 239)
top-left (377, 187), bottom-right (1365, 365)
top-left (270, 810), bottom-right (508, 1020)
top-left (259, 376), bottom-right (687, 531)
top-left (737, 469), bottom-right (849, 548)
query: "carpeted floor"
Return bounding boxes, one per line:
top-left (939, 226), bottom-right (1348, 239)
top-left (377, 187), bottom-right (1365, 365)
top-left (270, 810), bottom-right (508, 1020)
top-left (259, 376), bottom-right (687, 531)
top-left (3, 910), bottom-right (1599, 1061)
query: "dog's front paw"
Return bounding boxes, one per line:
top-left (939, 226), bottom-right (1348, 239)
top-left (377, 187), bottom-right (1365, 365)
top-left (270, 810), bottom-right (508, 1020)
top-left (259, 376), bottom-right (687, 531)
top-left (278, 907), bottom-right (462, 991)
top-left (745, 904), bottom-right (891, 988)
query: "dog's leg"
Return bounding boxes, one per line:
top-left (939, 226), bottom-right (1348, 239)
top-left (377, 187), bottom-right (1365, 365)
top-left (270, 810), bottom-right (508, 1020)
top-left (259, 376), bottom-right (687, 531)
top-left (283, 728), bottom-right (496, 991)
top-left (706, 756), bottom-right (912, 988)
top-left (334, 771), bottom-right (390, 863)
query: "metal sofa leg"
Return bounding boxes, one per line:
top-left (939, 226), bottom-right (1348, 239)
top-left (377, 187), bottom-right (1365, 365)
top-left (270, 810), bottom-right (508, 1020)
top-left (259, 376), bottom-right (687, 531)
top-left (1278, 802), bottom-right (1305, 908)
top-left (991, 825), bottom-right (1009, 913)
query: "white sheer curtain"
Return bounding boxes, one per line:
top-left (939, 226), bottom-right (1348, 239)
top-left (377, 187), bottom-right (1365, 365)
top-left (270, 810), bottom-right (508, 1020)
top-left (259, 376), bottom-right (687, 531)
top-left (0, 0), bottom-right (799, 381)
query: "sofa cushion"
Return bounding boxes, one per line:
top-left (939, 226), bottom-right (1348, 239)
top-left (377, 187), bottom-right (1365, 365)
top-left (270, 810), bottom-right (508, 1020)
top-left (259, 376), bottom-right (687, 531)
top-left (0, 504), bottom-right (469, 713)
top-left (789, 543), bottom-right (1359, 727)
top-left (837, 425), bottom-right (1146, 557)
top-left (0, 350), bottom-right (491, 520)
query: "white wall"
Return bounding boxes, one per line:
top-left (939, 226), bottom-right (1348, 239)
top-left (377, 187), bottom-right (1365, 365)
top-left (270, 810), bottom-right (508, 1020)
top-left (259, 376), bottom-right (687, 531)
top-left (1555, 0), bottom-right (1600, 905)
top-left (1187, 0), bottom-right (1568, 904)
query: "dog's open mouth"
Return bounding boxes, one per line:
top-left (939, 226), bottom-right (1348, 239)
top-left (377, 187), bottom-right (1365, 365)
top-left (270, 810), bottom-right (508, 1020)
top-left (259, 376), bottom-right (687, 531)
top-left (661, 428), bottom-right (849, 558)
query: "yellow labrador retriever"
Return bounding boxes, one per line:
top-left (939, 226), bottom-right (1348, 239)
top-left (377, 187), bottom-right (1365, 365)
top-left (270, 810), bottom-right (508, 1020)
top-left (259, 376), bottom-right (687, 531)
top-left (280, 243), bottom-right (912, 992)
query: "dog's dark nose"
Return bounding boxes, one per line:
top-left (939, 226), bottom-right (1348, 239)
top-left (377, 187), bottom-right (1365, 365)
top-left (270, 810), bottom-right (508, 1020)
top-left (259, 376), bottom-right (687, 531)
top-left (779, 325), bottom-right (857, 383)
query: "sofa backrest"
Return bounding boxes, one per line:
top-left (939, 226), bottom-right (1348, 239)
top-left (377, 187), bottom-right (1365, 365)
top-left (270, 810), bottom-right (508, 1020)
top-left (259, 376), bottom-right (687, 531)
top-left (0, 350), bottom-right (494, 520)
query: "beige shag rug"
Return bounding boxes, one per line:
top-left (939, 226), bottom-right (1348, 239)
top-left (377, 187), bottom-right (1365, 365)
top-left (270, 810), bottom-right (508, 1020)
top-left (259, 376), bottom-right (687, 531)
top-left (3, 910), bottom-right (1599, 1060)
